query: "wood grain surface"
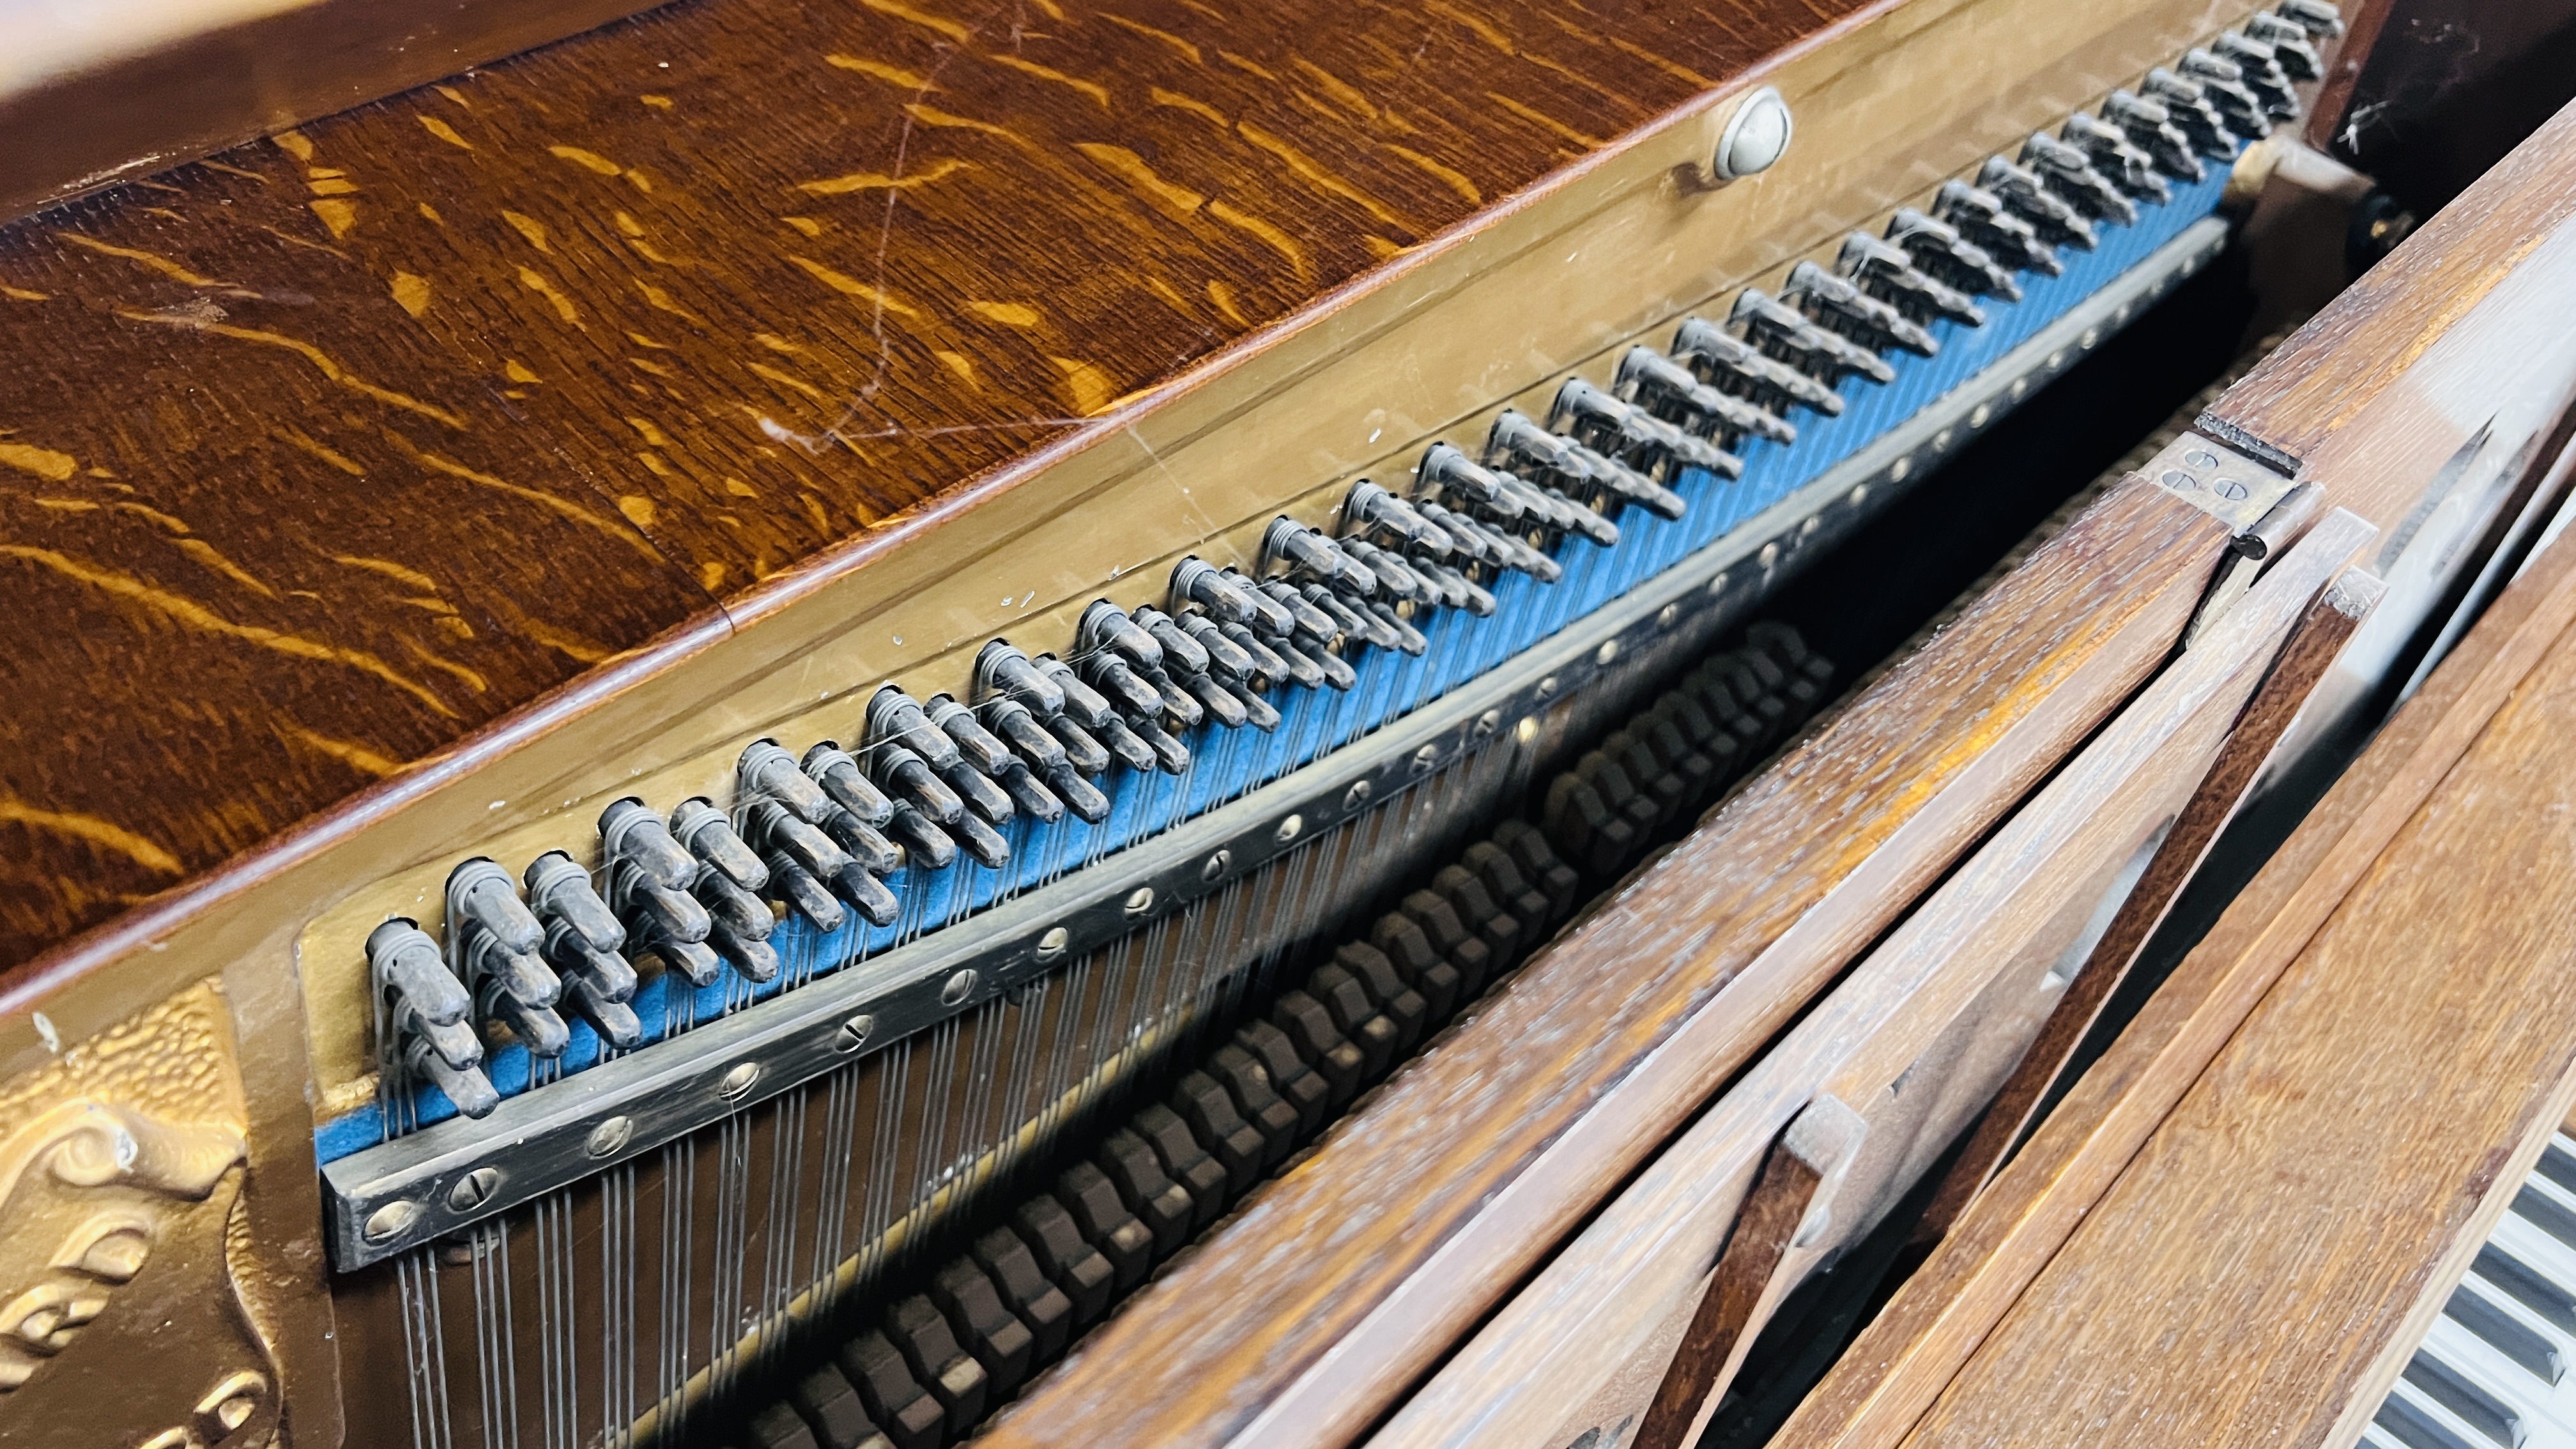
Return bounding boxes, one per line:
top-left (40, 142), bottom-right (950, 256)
top-left (0, 0), bottom-right (1883, 971)
top-left (1878, 536), bottom-right (2576, 1449)
top-left (1775, 386), bottom-right (2576, 1449)
top-left (1910, 563), bottom-right (2376, 1244)
top-left (979, 477), bottom-right (2230, 1449)
top-left (2202, 94), bottom-right (2576, 488)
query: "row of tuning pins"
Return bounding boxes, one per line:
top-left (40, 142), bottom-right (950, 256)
top-left (1600, 0), bottom-right (2344, 457)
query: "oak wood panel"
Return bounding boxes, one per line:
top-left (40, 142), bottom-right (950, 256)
top-left (1774, 429), bottom-right (2576, 1449)
top-left (2202, 93), bottom-right (2576, 497)
top-left (1911, 563), bottom-right (2375, 1241)
top-left (1887, 538), bottom-right (2576, 1449)
top-left (977, 477), bottom-right (2232, 1449)
top-left (1373, 510), bottom-right (2377, 1449)
top-left (1, 0), bottom-right (1905, 972)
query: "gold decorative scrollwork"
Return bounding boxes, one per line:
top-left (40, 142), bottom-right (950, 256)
top-left (0, 980), bottom-right (283, 1448)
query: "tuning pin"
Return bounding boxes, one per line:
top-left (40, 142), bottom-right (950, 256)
top-left (1365, 598), bottom-right (1429, 656)
top-left (801, 742), bottom-right (897, 827)
top-left (2060, 115), bottom-right (2170, 202)
top-left (1303, 583), bottom-right (1399, 652)
top-left (921, 698), bottom-right (1018, 826)
top-left (1614, 344), bottom-right (1798, 447)
top-left (691, 862), bottom-right (781, 983)
top-left (1882, 208), bottom-right (2025, 300)
top-left (1664, 318), bottom-right (1845, 418)
top-left (1285, 631), bottom-right (1356, 693)
top-left (2275, 0), bottom-right (2343, 40)
top-left (1031, 654), bottom-right (1118, 732)
top-left (1415, 500), bottom-right (1561, 584)
top-left (1077, 648), bottom-right (1169, 721)
top-left (607, 853), bottom-right (713, 949)
top-left (1485, 410), bottom-right (1689, 521)
top-left (446, 857), bottom-right (542, 957)
top-left (369, 918), bottom-right (473, 1029)
top-left (1132, 606), bottom-right (1211, 677)
top-left (820, 804), bottom-right (902, 874)
top-left (749, 799), bottom-right (901, 923)
top-left (1086, 710), bottom-right (1163, 772)
top-left (2176, 50), bottom-right (2273, 140)
top-left (1176, 670), bottom-right (1250, 728)
top-left (1169, 557), bottom-right (1264, 625)
top-left (1548, 381), bottom-right (1743, 487)
top-left (1729, 291), bottom-right (1899, 385)
top-left (477, 974), bottom-right (571, 1057)
top-left (1125, 710), bottom-right (1192, 772)
top-left (1336, 537), bottom-right (1428, 604)
top-left (540, 914), bottom-right (640, 1050)
top-left (2099, 91), bottom-right (2206, 182)
top-left (2020, 132), bottom-right (2146, 222)
top-left (2211, 32), bottom-right (2300, 116)
top-left (760, 848), bottom-right (848, 933)
top-left (670, 797), bottom-right (768, 891)
top-left (930, 693), bottom-right (1023, 776)
top-left (1041, 712), bottom-right (1114, 776)
top-left (737, 739), bottom-right (835, 829)
top-left (460, 921), bottom-right (562, 1013)
top-left (1973, 158), bottom-right (2098, 249)
top-left (1834, 233), bottom-right (1986, 326)
top-left (561, 969), bottom-right (644, 1052)
top-left (870, 742), bottom-right (968, 825)
top-left (1077, 601), bottom-right (1166, 675)
top-left (399, 1026), bottom-right (498, 1119)
top-left (1930, 183), bottom-right (2064, 275)
top-left (1217, 620), bottom-right (1305, 689)
top-left (523, 851), bottom-right (624, 954)
top-left (975, 640), bottom-right (1068, 716)
top-left (1415, 555), bottom-right (1496, 615)
top-left (1414, 443), bottom-right (1522, 518)
top-left (868, 687), bottom-right (967, 773)
top-left (1339, 482), bottom-right (1455, 558)
top-left (1176, 609), bottom-right (1260, 680)
top-left (2244, 15), bottom-right (2322, 79)
top-left (1261, 518), bottom-right (1381, 597)
top-left (887, 806), bottom-right (961, 870)
top-left (1783, 261), bottom-right (1941, 356)
top-left (1494, 463), bottom-right (1624, 546)
top-left (600, 797), bottom-right (697, 891)
top-left (2142, 68), bottom-right (2242, 157)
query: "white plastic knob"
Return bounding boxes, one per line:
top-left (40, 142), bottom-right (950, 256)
top-left (1715, 86), bottom-right (1794, 181)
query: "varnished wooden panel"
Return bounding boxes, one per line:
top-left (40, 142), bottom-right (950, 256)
top-left (981, 479), bottom-right (2231, 1449)
top-left (1775, 452), bottom-right (2576, 1449)
top-left (0, 0), bottom-right (1882, 970)
top-left (1889, 548), bottom-right (2576, 1449)
top-left (2201, 95), bottom-right (2576, 488)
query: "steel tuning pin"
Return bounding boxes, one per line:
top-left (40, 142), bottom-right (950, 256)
top-left (1133, 606), bottom-right (1247, 729)
top-left (934, 693), bottom-right (1064, 823)
top-left (1301, 583), bottom-right (1399, 653)
top-left (1833, 233), bottom-right (1986, 326)
top-left (1128, 606), bottom-right (1211, 723)
top-left (1414, 498), bottom-right (1559, 584)
top-left (2275, 0), bottom-right (2343, 39)
top-left (1413, 443), bottom-right (1522, 519)
top-left (525, 851), bottom-right (642, 1049)
top-left (2099, 91), bottom-right (2207, 182)
top-left (2211, 32), bottom-right (2300, 116)
top-left (1544, 380), bottom-right (1745, 488)
top-left (1036, 653), bottom-right (1158, 770)
top-left (2020, 132), bottom-right (2145, 222)
top-left (1930, 181), bottom-right (2064, 275)
top-left (800, 739), bottom-right (897, 826)
top-left (981, 693), bottom-right (1112, 820)
top-left (2176, 50), bottom-right (2271, 140)
top-left (1782, 261), bottom-right (1941, 356)
top-left (1664, 317), bottom-right (1844, 418)
top-left (1215, 618), bottom-right (1305, 691)
top-left (670, 797), bottom-right (767, 891)
top-left (746, 797), bottom-right (900, 925)
top-left (601, 796), bottom-right (719, 986)
top-left (1260, 518), bottom-right (1381, 600)
top-left (1728, 291), bottom-right (1899, 387)
top-left (869, 686), bottom-right (1013, 843)
top-left (1167, 556), bottom-right (1261, 627)
top-left (1973, 157), bottom-right (2099, 249)
top-left (2060, 114), bottom-right (2172, 202)
top-left (975, 640), bottom-right (1068, 716)
top-left (1883, 208), bottom-right (2025, 299)
top-left (1612, 345), bottom-right (1796, 450)
top-left (1494, 462), bottom-right (1625, 548)
top-left (737, 739), bottom-right (836, 827)
top-left (1256, 580), bottom-right (1356, 693)
top-left (758, 844), bottom-right (848, 933)
top-left (1338, 482), bottom-right (1454, 558)
top-left (369, 920), bottom-right (500, 1119)
top-left (1484, 411), bottom-right (1689, 521)
top-left (2239, 18), bottom-right (2322, 82)
top-left (1332, 536), bottom-right (1424, 605)
top-left (445, 857), bottom-right (568, 1057)
top-left (2141, 68), bottom-right (2242, 157)
top-left (1176, 610), bottom-right (1282, 730)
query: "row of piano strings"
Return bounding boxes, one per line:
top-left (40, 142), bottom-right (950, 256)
top-left (339, 598), bottom-right (1828, 1449)
top-left (341, 4), bottom-right (2314, 1137)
